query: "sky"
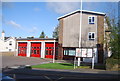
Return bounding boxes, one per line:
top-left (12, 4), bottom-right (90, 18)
top-left (1, 2), bottom-right (119, 38)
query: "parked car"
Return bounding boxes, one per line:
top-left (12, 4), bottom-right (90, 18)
top-left (0, 73), bottom-right (15, 81)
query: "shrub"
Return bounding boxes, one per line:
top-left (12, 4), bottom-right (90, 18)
top-left (106, 57), bottom-right (119, 71)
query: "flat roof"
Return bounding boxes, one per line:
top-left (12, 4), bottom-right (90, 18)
top-left (58, 9), bottom-right (106, 20)
top-left (16, 38), bottom-right (57, 41)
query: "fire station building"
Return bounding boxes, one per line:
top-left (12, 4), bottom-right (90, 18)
top-left (16, 38), bottom-right (58, 59)
top-left (16, 10), bottom-right (107, 63)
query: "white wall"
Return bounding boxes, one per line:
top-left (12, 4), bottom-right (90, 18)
top-left (0, 38), bottom-right (16, 52)
top-left (0, 39), bottom-right (5, 52)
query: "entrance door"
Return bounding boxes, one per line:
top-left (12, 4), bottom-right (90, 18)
top-left (31, 42), bottom-right (41, 57)
top-left (45, 43), bottom-right (54, 58)
top-left (18, 42), bottom-right (27, 56)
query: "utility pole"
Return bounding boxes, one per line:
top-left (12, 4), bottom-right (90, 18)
top-left (78, 0), bottom-right (83, 66)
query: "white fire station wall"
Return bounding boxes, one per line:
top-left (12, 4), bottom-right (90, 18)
top-left (27, 42), bottom-right (31, 57)
top-left (41, 41), bottom-right (45, 58)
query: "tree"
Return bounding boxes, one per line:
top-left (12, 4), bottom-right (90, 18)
top-left (39, 31), bottom-right (45, 38)
top-left (105, 16), bottom-right (120, 59)
top-left (109, 22), bottom-right (120, 59)
top-left (105, 3), bottom-right (120, 70)
top-left (52, 25), bottom-right (59, 39)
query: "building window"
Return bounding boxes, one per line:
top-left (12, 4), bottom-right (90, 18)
top-left (88, 32), bottom-right (95, 40)
top-left (9, 41), bottom-right (12, 45)
top-left (64, 49), bottom-right (69, 55)
top-left (34, 50), bottom-right (37, 54)
top-left (64, 48), bottom-right (76, 56)
top-left (88, 16), bottom-right (95, 24)
top-left (45, 50), bottom-right (48, 55)
top-left (69, 50), bottom-right (76, 56)
top-left (55, 47), bottom-right (58, 55)
top-left (9, 49), bottom-right (12, 51)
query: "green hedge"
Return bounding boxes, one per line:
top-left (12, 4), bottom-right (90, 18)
top-left (106, 58), bottom-right (119, 71)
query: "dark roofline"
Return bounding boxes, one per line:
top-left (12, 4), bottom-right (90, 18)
top-left (5, 37), bottom-right (10, 40)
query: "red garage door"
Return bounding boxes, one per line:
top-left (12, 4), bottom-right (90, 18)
top-left (18, 42), bottom-right (27, 56)
top-left (45, 43), bottom-right (54, 58)
top-left (45, 42), bottom-right (59, 59)
top-left (30, 42), bottom-right (41, 57)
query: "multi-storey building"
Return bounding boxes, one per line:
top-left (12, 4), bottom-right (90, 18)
top-left (57, 10), bottom-right (106, 63)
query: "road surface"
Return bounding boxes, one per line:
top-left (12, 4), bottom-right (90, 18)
top-left (3, 68), bottom-right (119, 81)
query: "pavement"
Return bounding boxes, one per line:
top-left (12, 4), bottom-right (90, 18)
top-left (2, 55), bottom-right (54, 68)
top-left (1, 55), bottom-right (70, 69)
top-left (33, 68), bottom-right (119, 74)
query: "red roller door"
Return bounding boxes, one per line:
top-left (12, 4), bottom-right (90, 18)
top-left (30, 42), bottom-right (41, 57)
top-left (45, 43), bottom-right (54, 58)
top-left (45, 42), bottom-right (58, 59)
top-left (18, 42), bottom-right (27, 56)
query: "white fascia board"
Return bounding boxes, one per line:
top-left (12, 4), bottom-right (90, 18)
top-left (83, 10), bottom-right (106, 15)
top-left (57, 9), bottom-right (80, 20)
top-left (17, 41), bottom-right (28, 42)
top-left (17, 40), bottom-right (57, 43)
top-left (57, 9), bottom-right (106, 20)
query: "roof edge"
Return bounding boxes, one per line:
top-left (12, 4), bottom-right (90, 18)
top-left (16, 38), bottom-right (57, 40)
top-left (57, 9), bottom-right (106, 20)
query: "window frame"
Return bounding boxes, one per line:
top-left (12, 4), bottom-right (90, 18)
top-left (9, 41), bottom-right (12, 45)
top-left (63, 48), bottom-right (76, 56)
top-left (88, 32), bottom-right (95, 40)
top-left (88, 16), bottom-right (95, 24)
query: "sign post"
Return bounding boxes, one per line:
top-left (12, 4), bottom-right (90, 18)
top-left (78, 58), bottom-right (81, 66)
top-left (74, 49), bottom-right (76, 69)
top-left (75, 48), bottom-right (81, 67)
top-left (92, 49), bottom-right (95, 69)
top-left (92, 55), bottom-right (94, 69)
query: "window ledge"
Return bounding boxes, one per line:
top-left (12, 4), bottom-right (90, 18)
top-left (89, 23), bottom-right (94, 24)
top-left (89, 39), bottom-right (95, 41)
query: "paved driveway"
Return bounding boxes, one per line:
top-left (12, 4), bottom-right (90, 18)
top-left (2, 56), bottom-right (53, 68)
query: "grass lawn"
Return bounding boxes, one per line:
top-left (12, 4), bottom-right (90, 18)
top-left (32, 63), bottom-right (90, 70)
